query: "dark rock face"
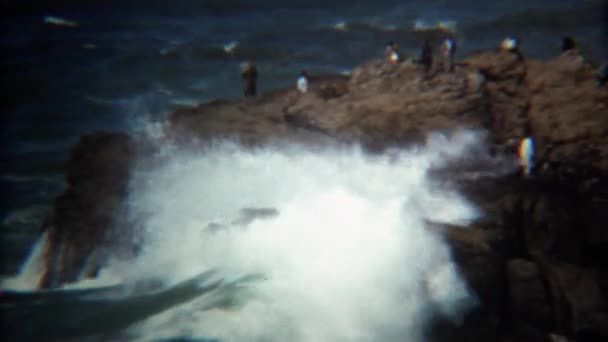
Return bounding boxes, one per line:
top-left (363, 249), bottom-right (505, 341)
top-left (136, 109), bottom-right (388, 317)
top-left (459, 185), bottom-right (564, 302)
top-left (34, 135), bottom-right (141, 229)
top-left (41, 132), bottom-right (135, 288)
top-left (42, 51), bottom-right (607, 340)
top-left (507, 259), bottom-right (553, 331)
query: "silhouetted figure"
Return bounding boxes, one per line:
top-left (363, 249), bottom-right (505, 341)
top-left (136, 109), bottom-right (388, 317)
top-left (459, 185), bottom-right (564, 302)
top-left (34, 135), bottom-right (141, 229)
top-left (420, 40), bottom-right (433, 73)
top-left (241, 61), bottom-right (258, 97)
top-left (561, 36), bottom-right (577, 52)
top-left (440, 37), bottom-right (456, 72)
top-left (597, 62), bottom-right (608, 88)
top-left (385, 41), bottom-right (401, 64)
top-left (297, 70), bottom-right (308, 93)
top-left (560, 36), bottom-right (585, 65)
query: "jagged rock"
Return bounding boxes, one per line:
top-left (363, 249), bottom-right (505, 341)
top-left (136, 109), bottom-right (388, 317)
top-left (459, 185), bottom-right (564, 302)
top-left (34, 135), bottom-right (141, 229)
top-left (541, 261), bottom-right (608, 340)
top-left (41, 132), bottom-right (135, 288)
top-left (526, 55), bottom-right (608, 174)
top-left (426, 221), bottom-right (506, 313)
top-left (507, 259), bottom-right (552, 330)
top-left (520, 181), bottom-right (585, 262)
top-left (462, 50), bottom-right (529, 143)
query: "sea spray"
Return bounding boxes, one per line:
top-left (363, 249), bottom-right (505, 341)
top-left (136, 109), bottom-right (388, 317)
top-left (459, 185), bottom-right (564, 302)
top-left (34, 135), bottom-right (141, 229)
top-left (1, 231), bottom-right (50, 290)
top-left (105, 131), bottom-right (483, 341)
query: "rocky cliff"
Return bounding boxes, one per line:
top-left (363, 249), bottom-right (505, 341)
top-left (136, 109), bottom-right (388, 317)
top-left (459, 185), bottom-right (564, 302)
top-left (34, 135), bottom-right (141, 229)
top-left (42, 50), bottom-right (608, 341)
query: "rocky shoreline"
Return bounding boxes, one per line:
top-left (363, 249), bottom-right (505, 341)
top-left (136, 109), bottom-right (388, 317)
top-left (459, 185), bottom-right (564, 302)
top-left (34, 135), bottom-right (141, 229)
top-left (42, 49), bottom-right (607, 341)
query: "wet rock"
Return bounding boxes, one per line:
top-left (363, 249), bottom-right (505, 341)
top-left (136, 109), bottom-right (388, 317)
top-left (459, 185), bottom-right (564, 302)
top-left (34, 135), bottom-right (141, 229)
top-left (507, 259), bottom-right (552, 330)
top-left (41, 132), bottom-right (135, 288)
top-left (541, 261), bottom-right (608, 339)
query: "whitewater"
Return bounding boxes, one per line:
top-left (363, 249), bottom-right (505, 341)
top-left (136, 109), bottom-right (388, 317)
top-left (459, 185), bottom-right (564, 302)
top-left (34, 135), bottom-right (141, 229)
top-left (83, 131), bottom-right (478, 341)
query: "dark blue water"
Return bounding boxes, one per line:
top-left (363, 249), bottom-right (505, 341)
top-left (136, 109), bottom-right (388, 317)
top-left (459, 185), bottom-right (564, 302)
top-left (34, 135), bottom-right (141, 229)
top-left (1, 0), bottom-right (606, 274)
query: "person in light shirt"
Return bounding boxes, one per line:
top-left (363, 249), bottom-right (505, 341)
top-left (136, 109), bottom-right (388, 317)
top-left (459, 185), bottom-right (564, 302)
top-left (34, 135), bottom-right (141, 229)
top-left (500, 36), bottom-right (525, 62)
top-left (500, 36), bottom-right (517, 51)
top-left (385, 41), bottom-right (401, 64)
top-left (518, 136), bottom-right (534, 177)
top-left (297, 71), bottom-right (308, 93)
top-left (440, 37), bottom-right (456, 72)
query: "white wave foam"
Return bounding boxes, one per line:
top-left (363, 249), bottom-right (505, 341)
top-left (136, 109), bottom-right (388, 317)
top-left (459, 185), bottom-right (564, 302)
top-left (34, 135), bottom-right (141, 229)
top-left (1, 231), bottom-right (49, 290)
top-left (413, 19), bottom-right (457, 33)
top-left (106, 131), bottom-right (481, 341)
top-left (333, 21), bottom-right (349, 32)
top-left (169, 98), bottom-right (199, 107)
top-left (43, 15), bottom-right (79, 28)
top-left (223, 41), bottom-right (239, 54)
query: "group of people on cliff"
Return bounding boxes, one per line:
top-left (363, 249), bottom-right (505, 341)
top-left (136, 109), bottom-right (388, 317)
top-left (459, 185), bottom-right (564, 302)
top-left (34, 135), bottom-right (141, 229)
top-left (385, 37), bottom-right (457, 73)
top-left (238, 35), bottom-right (605, 178)
top-left (239, 35), bottom-right (606, 99)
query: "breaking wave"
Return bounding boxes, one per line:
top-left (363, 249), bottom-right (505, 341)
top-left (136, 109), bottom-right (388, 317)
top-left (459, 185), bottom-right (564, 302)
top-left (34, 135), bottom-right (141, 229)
top-left (98, 131), bottom-right (483, 341)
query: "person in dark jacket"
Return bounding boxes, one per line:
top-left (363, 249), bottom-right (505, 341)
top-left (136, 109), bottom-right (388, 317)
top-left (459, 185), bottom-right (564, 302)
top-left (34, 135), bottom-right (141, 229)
top-left (597, 62), bottom-right (608, 88)
top-left (241, 61), bottom-right (258, 97)
top-left (420, 40), bottom-right (433, 73)
top-left (561, 36), bottom-right (577, 52)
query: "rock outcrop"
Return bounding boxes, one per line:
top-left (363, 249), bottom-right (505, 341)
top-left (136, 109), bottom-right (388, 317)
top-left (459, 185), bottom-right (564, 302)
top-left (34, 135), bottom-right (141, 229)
top-left (40, 132), bottom-right (135, 288)
top-left (42, 50), bottom-right (608, 341)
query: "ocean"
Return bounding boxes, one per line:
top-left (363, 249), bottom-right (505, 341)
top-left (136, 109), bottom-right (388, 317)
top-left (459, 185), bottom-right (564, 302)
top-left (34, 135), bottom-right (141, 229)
top-left (0, 0), bottom-right (606, 340)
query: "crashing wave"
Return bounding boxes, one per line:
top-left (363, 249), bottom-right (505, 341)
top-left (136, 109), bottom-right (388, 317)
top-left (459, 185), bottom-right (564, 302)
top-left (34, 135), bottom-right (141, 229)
top-left (109, 132), bottom-right (482, 341)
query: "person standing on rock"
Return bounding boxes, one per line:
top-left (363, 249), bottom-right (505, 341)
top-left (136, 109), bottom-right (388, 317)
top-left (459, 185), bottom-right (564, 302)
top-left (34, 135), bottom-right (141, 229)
top-left (440, 37), bottom-right (456, 72)
top-left (596, 62), bottom-right (607, 88)
top-left (561, 36), bottom-right (577, 53)
top-left (560, 36), bottom-right (584, 63)
top-left (297, 70), bottom-right (309, 93)
top-left (500, 36), bottom-right (525, 62)
top-left (241, 61), bottom-right (258, 97)
top-left (500, 36), bottom-right (527, 84)
top-left (385, 41), bottom-right (401, 64)
top-left (420, 40), bottom-right (433, 73)
top-left (518, 136), bottom-right (534, 177)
